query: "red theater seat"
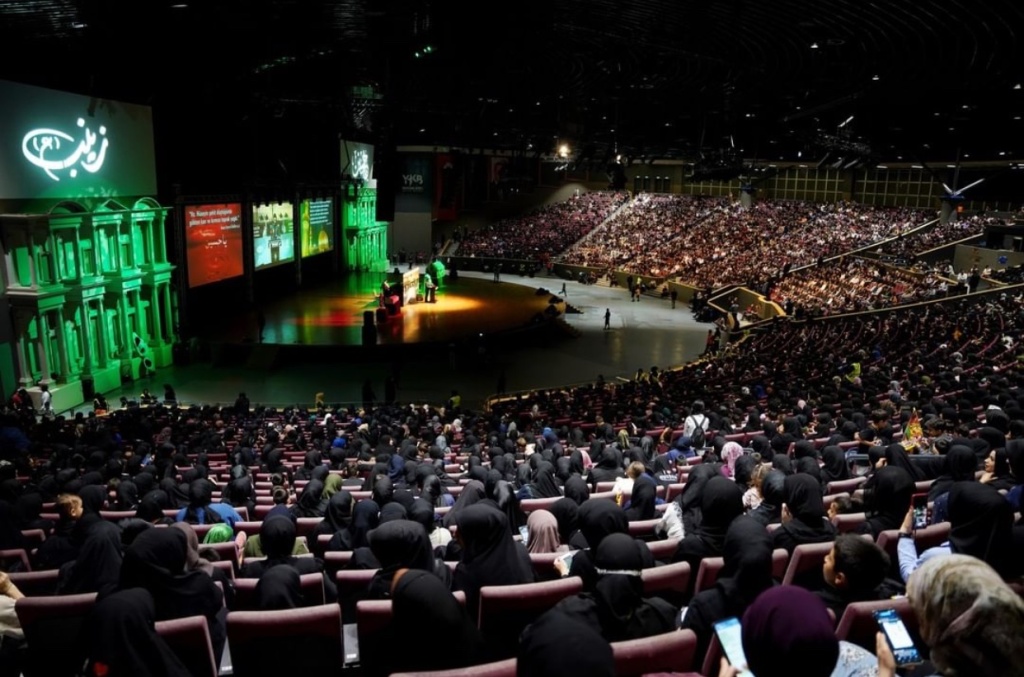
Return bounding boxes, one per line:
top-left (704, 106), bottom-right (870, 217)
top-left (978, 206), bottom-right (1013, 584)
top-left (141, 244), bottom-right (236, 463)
top-left (154, 615), bottom-right (218, 677)
top-left (227, 603), bottom-right (343, 676)
top-left (612, 629), bottom-right (699, 676)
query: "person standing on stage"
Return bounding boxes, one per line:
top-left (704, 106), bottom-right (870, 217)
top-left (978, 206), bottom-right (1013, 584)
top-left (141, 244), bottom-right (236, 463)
top-left (604, 308), bottom-right (611, 330)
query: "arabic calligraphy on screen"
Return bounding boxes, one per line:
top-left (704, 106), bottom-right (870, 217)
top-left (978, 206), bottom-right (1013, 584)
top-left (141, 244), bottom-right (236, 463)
top-left (185, 203), bottom-right (244, 288)
top-left (0, 79), bottom-right (157, 200)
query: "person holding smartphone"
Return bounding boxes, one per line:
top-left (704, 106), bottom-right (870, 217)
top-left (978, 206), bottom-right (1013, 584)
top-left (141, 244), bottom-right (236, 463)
top-left (876, 555), bottom-right (1024, 677)
top-left (715, 586), bottom-right (877, 677)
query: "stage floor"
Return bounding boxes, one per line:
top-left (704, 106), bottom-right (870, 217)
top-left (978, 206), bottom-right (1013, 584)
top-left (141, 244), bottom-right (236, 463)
top-left (88, 271), bottom-right (714, 411)
top-left (196, 272), bottom-right (555, 347)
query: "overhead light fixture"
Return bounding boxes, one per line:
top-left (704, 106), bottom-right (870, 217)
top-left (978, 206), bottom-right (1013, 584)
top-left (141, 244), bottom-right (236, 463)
top-left (810, 42), bottom-right (819, 49)
top-left (1015, 83), bottom-right (1022, 90)
top-left (871, 74), bottom-right (880, 81)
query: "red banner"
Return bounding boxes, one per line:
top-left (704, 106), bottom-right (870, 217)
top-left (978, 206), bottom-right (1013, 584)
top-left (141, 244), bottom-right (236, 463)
top-left (435, 153), bottom-right (460, 221)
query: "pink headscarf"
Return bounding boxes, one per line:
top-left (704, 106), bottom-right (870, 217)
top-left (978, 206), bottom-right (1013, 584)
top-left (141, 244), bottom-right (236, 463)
top-left (720, 442), bottom-right (745, 478)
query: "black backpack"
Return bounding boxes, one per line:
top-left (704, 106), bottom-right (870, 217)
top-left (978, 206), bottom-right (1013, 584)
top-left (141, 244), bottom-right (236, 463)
top-left (688, 415), bottom-right (706, 450)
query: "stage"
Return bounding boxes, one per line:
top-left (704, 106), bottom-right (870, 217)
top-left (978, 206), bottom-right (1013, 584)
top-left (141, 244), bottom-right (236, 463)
top-left (194, 270), bottom-right (558, 347)
top-left (82, 270), bottom-right (714, 411)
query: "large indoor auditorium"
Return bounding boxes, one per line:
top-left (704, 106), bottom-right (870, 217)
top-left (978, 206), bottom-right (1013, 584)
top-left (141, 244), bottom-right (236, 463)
top-left (3, 1), bottom-right (1024, 676)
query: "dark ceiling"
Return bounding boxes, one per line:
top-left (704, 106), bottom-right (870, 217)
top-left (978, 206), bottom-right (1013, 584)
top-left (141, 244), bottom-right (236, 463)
top-left (2, 0), bottom-right (1023, 184)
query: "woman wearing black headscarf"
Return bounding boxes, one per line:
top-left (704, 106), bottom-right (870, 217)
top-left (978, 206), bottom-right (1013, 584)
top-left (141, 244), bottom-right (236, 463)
top-left (553, 533), bottom-right (676, 642)
top-left (569, 500), bottom-right (655, 589)
top-left (549, 497), bottom-right (581, 547)
top-left (748, 469), bottom-right (786, 526)
top-left (795, 456), bottom-right (824, 491)
top-left (899, 481), bottom-right (1018, 581)
top-left (771, 416), bottom-right (803, 456)
top-left (883, 442), bottom-right (926, 482)
top-left (673, 476), bottom-right (744, 599)
top-left (119, 527), bottom-right (227, 662)
top-left (819, 446), bottom-right (850, 487)
top-left (928, 445), bottom-right (979, 523)
top-left (453, 503), bottom-right (534, 622)
top-left (370, 477), bottom-right (394, 507)
top-left (771, 454), bottom-right (794, 476)
top-left (527, 462), bottom-right (562, 499)
top-left (327, 499), bottom-right (379, 552)
top-left (240, 515), bottom-right (337, 602)
top-left (14, 492), bottom-right (52, 534)
top-left (749, 435), bottom-right (772, 463)
top-left (159, 478), bottom-right (190, 509)
top-left (772, 474), bottom-right (837, 567)
top-left (136, 490), bottom-right (174, 525)
top-left (419, 474), bottom-right (452, 508)
top-left (441, 479), bottom-right (485, 528)
top-left (563, 475), bottom-right (590, 505)
top-left (856, 465), bottom-right (914, 538)
top-left (309, 490), bottom-right (353, 557)
top-left (674, 463), bottom-right (720, 536)
top-left (85, 588), bottom-right (191, 677)
top-left (294, 450), bottom-right (322, 481)
top-left (255, 565), bottom-right (304, 610)
top-left (681, 515), bottom-right (775, 659)
top-left (366, 520), bottom-right (451, 600)
top-left (623, 476), bottom-right (656, 521)
top-left (290, 479), bottom-right (325, 519)
top-left (114, 480), bottom-right (139, 512)
top-left (588, 448), bottom-right (624, 490)
top-left (363, 569), bottom-right (485, 677)
top-left (73, 485), bottom-right (107, 546)
top-left (57, 520), bottom-right (123, 596)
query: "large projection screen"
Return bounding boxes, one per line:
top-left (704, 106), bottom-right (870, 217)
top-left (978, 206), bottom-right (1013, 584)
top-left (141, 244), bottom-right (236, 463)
top-left (184, 203), bottom-right (244, 287)
top-left (0, 79), bottom-right (157, 200)
top-left (252, 202), bottom-right (295, 270)
top-left (300, 198), bottom-right (334, 257)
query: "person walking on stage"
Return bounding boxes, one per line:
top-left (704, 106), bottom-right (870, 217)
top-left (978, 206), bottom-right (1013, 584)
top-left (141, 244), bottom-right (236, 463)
top-left (604, 308), bottom-right (611, 330)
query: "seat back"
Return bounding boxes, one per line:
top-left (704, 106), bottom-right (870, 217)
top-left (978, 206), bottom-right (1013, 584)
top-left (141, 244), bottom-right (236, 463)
top-left (8, 569), bottom-right (59, 597)
top-left (356, 592), bottom-right (467, 670)
top-left (914, 522), bottom-right (950, 551)
top-left (16, 592), bottom-right (97, 677)
top-left (527, 552), bottom-right (561, 581)
top-left (336, 568), bottom-right (378, 620)
top-left (390, 658), bottom-right (517, 677)
top-left (519, 497), bottom-right (561, 513)
top-left (154, 615), bottom-right (218, 677)
top-left (611, 629), bottom-right (698, 676)
top-left (825, 477), bottom-right (867, 495)
top-left (626, 518), bottom-right (661, 540)
top-left (227, 603), bottom-right (343, 676)
top-left (0, 548), bottom-right (31, 572)
top-left (640, 561), bottom-right (691, 607)
top-left (645, 538), bottom-right (679, 562)
top-left (233, 572), bottom-right (325, 610)
top-left (701, 632), bottom-right (723, 677)
top-left (201, 541), bottom-right (238, 568)
top-left (693, 556), bottom-right (725, 595)
top-left (781, 541), bottom-right (834, 588)
top-left (478, 577), bottom-right (583, 658)
top-left (831, 512), bottom-right (868, 534)
top-left (323, 550), bottom-right (354, 576)
top-left (835, 597), bottom-right (917, 652)
top-left (771, 548), bottom-right (790, 580)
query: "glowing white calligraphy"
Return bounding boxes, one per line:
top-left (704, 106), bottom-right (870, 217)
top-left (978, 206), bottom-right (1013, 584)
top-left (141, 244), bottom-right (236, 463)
top-left (22, 118), bottom-right (109, 181)
top-left (352, 149), bottom-right (370, 181)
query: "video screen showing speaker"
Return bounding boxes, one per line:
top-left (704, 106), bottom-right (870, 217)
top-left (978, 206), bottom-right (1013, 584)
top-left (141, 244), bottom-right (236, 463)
top-left (184, 203), bottom-right (244, 287)
top-left (252, 202), bottom-right (295, 270)
top-left (300, 198), bottom-right (333, 257)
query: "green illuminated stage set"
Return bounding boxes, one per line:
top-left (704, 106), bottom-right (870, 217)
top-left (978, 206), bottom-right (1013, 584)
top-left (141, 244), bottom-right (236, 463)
top-left (0, 80), bottom-right (390, 411)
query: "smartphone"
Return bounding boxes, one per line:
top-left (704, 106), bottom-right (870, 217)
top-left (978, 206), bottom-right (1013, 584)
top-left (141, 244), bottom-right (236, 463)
top-left (713, 618), bottom-right (754, 677)
top-left (874, 609), bottom-right (921, 666)
top-left (911, 493), bottom-right (929, 530)
top-left (555, 550), bottom-right (575, 570)
top-left (518, 525), bottom-right (529, 546)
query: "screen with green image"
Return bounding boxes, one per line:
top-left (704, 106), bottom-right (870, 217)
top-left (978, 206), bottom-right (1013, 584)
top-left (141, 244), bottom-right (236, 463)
top-left (300, 198), bottom-right (333, 257)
